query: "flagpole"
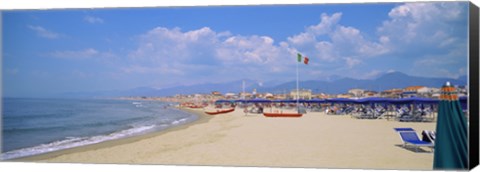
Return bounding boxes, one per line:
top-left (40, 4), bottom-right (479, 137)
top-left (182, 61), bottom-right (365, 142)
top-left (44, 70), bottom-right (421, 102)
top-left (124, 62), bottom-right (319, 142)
top-left (296, 56), bottom-right (299, 112)
top-left (242, 80), bottom-right (245, 100)
top-left (243, 80), bottom-right (246, 116)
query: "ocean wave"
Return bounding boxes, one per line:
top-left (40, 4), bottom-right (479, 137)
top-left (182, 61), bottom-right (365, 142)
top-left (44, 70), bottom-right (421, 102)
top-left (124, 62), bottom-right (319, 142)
top-left (1, 116), bottom-right (196, 160)
top-left (1, 124), bottom-right (157, 160)
top-left (3, 116), bottom-right (153, 134)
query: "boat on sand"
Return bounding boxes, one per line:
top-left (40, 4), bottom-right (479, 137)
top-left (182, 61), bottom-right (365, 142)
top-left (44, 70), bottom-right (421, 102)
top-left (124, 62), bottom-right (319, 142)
top-left (188, 105), bottom-right (205, 109)
top-left (205, 108), bottom-right (235, 115)
top-left (263, 112), bottom-right (302, 117)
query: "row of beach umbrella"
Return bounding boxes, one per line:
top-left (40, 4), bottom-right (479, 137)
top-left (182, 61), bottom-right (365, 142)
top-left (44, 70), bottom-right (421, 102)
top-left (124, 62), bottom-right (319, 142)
top-left (215, 96), bottom-right (467, 107)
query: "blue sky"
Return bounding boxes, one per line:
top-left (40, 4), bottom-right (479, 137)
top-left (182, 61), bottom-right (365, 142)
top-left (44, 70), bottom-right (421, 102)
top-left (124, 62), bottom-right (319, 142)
top-left (2, 2), bottom-right (469, 97)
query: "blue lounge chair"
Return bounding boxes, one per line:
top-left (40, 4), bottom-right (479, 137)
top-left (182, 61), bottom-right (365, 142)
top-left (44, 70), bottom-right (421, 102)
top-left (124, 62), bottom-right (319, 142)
top-left (394, 128), bottom-right (434, 152)
top-left (394, 127), bottom-right (415, 132)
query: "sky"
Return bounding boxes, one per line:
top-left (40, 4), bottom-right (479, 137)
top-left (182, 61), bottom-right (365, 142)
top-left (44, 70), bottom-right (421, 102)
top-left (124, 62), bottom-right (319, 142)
top-left (2, 2), bottom-right (469, 97)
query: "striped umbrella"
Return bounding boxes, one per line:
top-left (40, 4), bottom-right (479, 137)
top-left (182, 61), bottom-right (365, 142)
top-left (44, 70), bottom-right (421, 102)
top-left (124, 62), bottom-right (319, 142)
top-left (433, 82), bottom-right (468, 170)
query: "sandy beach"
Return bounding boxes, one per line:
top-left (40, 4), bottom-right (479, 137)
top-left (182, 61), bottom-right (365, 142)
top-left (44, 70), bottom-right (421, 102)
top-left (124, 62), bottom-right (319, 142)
top-left (17, 107), bottom-right (436, 170)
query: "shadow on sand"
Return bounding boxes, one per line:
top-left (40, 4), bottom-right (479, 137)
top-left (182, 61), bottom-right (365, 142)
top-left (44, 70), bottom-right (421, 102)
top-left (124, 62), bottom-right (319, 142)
top-left (394, 144), bottom-right (433, 153)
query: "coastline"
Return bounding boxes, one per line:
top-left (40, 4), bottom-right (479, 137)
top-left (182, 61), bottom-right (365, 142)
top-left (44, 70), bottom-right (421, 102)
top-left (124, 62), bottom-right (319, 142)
top-left (11, 107), bottom-right (436, 170)
top-left (13, 108), bottom-right (212, 162)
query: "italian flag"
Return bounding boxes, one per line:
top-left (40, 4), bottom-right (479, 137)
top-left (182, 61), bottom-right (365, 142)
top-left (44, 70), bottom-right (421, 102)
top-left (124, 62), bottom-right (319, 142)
top-left (297, 53), bottom-right (309, 65)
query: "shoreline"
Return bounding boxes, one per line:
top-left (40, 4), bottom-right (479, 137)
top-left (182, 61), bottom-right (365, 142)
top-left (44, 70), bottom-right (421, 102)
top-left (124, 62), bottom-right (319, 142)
top-left (12, 108), bottom-right (211, 162)
top-left (10, 107), bottom-right (436, 170)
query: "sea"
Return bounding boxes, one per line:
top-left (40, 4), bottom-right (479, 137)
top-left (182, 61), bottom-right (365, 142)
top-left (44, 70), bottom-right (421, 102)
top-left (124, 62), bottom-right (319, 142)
top-left (1, 98), bottom-right (198, 160)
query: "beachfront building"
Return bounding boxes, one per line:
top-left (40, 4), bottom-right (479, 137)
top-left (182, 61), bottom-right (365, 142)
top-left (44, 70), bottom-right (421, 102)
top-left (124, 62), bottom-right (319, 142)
top-left (211, 91), bottom-right (222, 97)
top-left (416, 87), bottom-right (440, 98)
top-left (274, 94), bottom-right (288, 100)
top-left (381, 88), bottom-right (403, 98)
top-left (348, 89), bottom-right (365, 97)
top-left (239, 92), bottom-right (252, 99)
top-left (404, 86), bottom-right (426, 92)
top-left (224, 93), bottom-right (237, 99)
top-left (256, 93), bottom-right (267, 99)
top-left (312, 93), bottom-right (330, 99)
top-left (364, 90), bottom-right (379, 97)
top-left (264, 93), bottom-right (274, 99)
top-left (289, 89), bottom-right (312, 100)
top-left (402, 86), bottom-right (426, 98)
top-left (337, 93), bottom-right (353, 98)
top-left (456, 85), bottom-right (468, 96)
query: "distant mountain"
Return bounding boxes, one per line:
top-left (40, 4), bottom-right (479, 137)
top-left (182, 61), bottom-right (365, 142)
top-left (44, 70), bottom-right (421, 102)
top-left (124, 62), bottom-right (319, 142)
top-left (57, 72), bottom-right (467, 98)
top-left (375, 72), bottom-right (466, 89)
top-left (315, 74), bottom-right (345, 82)
top-left (58, 79), bottom-right (258, 98)
top-left (263, 72), bottom-right (465, 94)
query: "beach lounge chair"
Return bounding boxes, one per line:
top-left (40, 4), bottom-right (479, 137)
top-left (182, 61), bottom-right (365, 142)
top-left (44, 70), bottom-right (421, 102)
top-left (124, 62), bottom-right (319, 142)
top-left (421, 130), bottom-right (436, 143)
top-left (394, 127), bottom-right (415, 132)
top-left (393, 128), bottom-right (434, 152)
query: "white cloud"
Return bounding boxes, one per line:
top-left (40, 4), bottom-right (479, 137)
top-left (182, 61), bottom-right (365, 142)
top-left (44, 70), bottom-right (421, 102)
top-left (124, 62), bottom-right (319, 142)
top-left (286, 13), bottom-right (389, 64)
top-left (387, 69), bottom-right (396, 73)
top-left (286, 32), bottom-right (316, 46)
top-left (216, 35), bottom-right (290, 66)
top-left (372, 2), bottom-right (468, 79)
top-left (124, 3), bottom-right (467, 83)
top-left (27, 25), bottom-right (62, 39)
top-left (49, 48), bottom-right (114, 60)
top-left (121, 65), bottom-right (184, 75)
top-left (363, 70), bottom-right (383, 79)
top-left (331, 26), bottom-right (389, 57)
top-left (128, 26), bottom-right (293, 78)
top-left (413, 45), bottom-right (466, 69)
top-left (378, 2), bottom-right (467, 50)
top-left (84, 15), bottom-right (104, 24)
top-left (308, 13), bottom-right (342, 35)
top-left (287, 12), bottom-right (342, 46)
top-left (129, 27), bottom-right (220, 64)
top-left (313, 41), bottom-right (335, 61)
top-left (435, 69), bottom-right (464, 79)
top-left (344, 57), bottom-right (361, 68)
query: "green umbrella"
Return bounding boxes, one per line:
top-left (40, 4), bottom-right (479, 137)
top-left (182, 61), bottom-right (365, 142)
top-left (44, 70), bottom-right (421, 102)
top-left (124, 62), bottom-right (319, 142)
top-left (433, 82), bottom-right (468, 170)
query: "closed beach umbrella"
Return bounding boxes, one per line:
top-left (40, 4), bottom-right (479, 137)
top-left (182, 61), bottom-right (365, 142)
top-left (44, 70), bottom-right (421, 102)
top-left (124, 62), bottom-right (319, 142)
top-left (433, 82), bottom-right (468, 170)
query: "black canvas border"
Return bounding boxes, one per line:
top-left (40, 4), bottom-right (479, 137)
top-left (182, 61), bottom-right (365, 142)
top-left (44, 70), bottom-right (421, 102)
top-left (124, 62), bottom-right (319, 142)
top-left (469, 2), bottom-right (479, 170)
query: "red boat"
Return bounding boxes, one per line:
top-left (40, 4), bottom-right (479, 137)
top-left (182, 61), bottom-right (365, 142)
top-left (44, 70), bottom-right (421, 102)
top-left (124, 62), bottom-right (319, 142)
top-left (263, 112), bottom-right (303, 117)
top-left (188, 105), bottom-right (205, 109)
top-left (205, 108), bottom-right (235, 115)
